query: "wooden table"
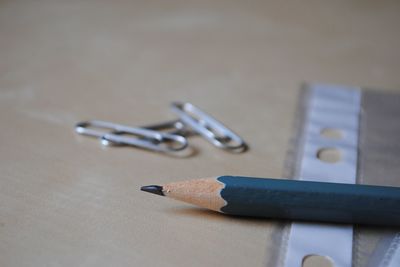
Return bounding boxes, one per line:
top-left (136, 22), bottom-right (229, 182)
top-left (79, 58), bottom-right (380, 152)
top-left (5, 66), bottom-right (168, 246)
top-left (1, 1), bottom-right (400, 266)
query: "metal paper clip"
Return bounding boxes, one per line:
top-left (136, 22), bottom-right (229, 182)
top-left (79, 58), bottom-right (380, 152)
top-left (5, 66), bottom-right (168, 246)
top-left (75, 120), bottom-right (188, 153)
top-left (170, 102), bottom-right (247, 152)
top-left (141, 119), bottom-right (196, 137)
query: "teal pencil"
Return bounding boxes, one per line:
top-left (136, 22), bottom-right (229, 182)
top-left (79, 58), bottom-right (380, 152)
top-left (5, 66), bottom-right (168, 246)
top-left (141, 176), bottom-right (400, 226)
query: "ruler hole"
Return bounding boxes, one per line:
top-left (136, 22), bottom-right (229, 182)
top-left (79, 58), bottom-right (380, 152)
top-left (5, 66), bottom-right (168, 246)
top-left (320, 128), bottom-right (343, 139)
top-left (302, 255), bottom-right (334, 267)
top-left (317, 147), bottom-right (341, 163)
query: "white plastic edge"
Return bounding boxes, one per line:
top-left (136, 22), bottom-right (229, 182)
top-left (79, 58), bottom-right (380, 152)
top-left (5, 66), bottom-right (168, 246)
top-left (284, 83), bottom-right (361, 267)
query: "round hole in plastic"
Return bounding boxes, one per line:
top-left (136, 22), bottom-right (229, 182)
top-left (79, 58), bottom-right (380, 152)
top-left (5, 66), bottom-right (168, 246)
top-left (316, 147), bottom-right (341, 163)
top-left (320, 128), bottom-right (343, 139)
top-left (302, 255), bottom-right (334, 267)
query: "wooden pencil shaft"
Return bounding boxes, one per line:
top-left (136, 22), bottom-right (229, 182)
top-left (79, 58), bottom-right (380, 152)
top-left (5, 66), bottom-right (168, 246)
top-left (144, 176), bottom-right (400, 226)
top-left (217, 176), bottom-right (400, 226)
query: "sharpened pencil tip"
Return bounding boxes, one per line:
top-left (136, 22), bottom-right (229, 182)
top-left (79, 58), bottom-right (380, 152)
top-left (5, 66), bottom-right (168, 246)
top-left (140, 185), bottom-right (165, 196)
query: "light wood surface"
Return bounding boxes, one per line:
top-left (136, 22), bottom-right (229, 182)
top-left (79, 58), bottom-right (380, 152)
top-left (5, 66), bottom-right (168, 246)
top-left (1, 1), bottom-right (400, 266)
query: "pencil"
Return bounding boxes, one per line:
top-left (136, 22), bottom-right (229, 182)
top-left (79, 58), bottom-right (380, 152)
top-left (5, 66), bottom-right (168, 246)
top-left (141, 176), bottom-right (400, 226)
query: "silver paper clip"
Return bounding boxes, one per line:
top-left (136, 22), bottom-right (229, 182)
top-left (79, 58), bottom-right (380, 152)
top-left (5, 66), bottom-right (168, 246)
top-left (75, 120), bottom-right (188, 153)
top-left (170, 102), bottom-right (247, 152)
top-left (75, 102), bottom-right (247, 154)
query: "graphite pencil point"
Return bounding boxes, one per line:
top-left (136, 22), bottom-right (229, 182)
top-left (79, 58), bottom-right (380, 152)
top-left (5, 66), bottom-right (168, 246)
top-left (140, 185), bottom-right (165, 196)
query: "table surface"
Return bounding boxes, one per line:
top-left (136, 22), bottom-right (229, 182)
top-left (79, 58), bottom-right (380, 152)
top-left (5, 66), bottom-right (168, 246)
top-left (1, 1), bottom-right (400, 266)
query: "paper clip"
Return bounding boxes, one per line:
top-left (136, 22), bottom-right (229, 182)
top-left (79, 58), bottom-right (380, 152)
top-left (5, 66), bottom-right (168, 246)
top-left (75, 120), bottom-right (188, 153)
top-left (170, 102), bottom-right (247, 152)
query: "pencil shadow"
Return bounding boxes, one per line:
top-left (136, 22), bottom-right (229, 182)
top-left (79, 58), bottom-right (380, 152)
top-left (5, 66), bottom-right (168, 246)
top-left (167, 206), bottom-right (288, 226)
